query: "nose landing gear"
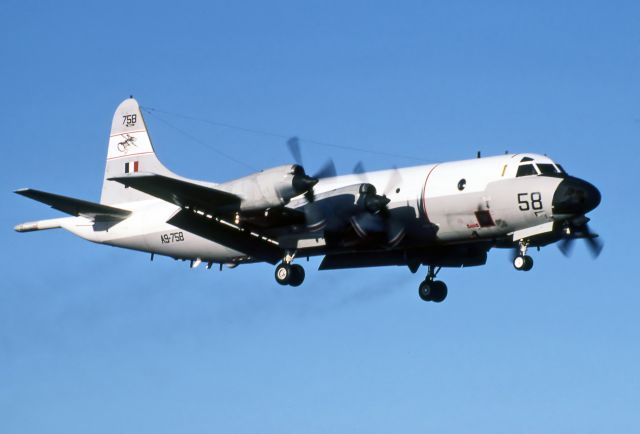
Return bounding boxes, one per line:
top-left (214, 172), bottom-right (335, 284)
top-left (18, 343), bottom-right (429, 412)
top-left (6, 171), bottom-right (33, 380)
top-left (274, 251), bottom-right (305, 286)
top-left (418, 265), bottom-right (448, 302)
top-left (513, 239), bottom-right (534, 271)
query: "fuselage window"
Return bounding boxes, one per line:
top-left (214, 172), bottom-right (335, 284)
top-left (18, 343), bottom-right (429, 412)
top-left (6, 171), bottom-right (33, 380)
top-left (516, 164), bottom-right (537, 177)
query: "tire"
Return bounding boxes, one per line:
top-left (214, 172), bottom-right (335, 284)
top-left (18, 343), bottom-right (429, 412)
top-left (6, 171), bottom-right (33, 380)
top-left (430, 281), bottom-right (448, 303)
top-left (275, 263), bottom-right (291, 285)
top-left (289, 264), bottom-right (305, 287)
top-left (418, 281), bottom-right (432, 301)
top-left (522, 255), bottom-right (534, 271)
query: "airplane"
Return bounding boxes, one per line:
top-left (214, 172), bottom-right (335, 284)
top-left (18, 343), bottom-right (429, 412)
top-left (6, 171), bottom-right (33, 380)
top-left (14, 97), bottom-right (602, 303)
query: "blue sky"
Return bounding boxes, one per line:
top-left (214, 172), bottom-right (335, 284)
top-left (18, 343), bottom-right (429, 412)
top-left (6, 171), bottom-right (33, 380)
top-left (1, 1), bottom-right (639, 433)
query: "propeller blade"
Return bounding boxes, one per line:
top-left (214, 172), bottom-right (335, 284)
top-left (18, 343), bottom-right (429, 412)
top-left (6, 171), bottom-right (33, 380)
top-left (352, 161), bottom-right (371, 186)
top-left (386, 218), bottom-right (406, 246)
top-left (304, 189), bottom-right (315, 203)
top-left (353, 161), bottom-right (365, 175)
top-left (558, 222), bottom-right (603, 258)
top-left (350, 213), bottom-right (385, 238)
top-left (304, 202), bottom-right (326, 231)
top-left (286, 136), bottom-right (303, 166)
top-left (585, 236), bottom-right (604, 258)
top-left (313, 159), bottom-right (337, 179)
top-left (558, 238), bottom-right (575, 257)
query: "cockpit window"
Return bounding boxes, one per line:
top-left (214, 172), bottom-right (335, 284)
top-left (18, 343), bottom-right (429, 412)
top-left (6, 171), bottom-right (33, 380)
top-left (520, 157), bottom-right (534, 162)
top-left (516, 164), bottom-right (537, 177)
top-left (537, 163), bottom-right (558, 175)
top-left (557, 164), bottom-right (567, 174)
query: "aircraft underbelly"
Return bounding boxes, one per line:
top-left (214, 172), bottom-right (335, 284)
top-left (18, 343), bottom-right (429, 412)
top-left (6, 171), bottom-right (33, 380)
top-left (94, 202), bottom-right (247, 262)
top-left (102, 228), bottom-right (245, 262)
top-left (145, 230), bottom-right (243, 261)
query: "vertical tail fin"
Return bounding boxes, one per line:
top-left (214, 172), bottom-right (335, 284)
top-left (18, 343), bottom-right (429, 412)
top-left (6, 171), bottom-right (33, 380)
top-left (101, 98), bottom-right (176, 205)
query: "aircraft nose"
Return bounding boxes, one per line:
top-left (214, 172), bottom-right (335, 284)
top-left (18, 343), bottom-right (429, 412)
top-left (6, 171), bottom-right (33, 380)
top-left (552, 176), bottom-right (601, 215)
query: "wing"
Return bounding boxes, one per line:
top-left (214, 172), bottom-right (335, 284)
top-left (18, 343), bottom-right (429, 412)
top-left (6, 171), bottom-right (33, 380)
top-left (110, 173), bottom-right (313, 261)
top-left (15, 188), bottom-right (131, 220)
top-left (108, 173), bottom-right (241, 212)
top-left (167, 209), bottom-right (281, 264)
top-left (110, 172), bottom-right (305, 229)
top-left (110, 173), bottom-right (304, 261)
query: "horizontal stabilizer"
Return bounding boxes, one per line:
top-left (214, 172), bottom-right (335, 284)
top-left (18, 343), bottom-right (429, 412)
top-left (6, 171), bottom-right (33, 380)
top-left (15, 188), bottom-right (131, 220)
top-left (168, 210), bottom-right (281, 264)
top-left (109, 173), bottom-right (240, 212)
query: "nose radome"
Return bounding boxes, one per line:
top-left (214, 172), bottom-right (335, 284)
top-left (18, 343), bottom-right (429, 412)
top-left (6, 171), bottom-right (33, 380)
top-left (552, 176), bottom-right (601, 215)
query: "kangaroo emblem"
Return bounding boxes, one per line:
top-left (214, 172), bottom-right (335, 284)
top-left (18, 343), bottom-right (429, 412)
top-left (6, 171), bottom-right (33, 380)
top-left (117, 134), bottom-right (137, 154)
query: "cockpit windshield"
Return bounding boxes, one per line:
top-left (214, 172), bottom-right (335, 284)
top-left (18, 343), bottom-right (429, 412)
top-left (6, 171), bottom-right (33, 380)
top-left (516, 164), bottom-right (537, 177)
top-left (515, 158), bottom-right (566, 178)
top-left (537, 164), bottom-right (558, 175)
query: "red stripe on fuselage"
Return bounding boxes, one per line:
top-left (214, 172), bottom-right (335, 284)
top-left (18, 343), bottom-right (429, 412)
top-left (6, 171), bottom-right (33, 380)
top-left (421, 164), bottom-right (439, 223)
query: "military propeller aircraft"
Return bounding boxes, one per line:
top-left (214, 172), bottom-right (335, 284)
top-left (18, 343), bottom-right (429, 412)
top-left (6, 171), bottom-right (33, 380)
top-left (14, 98), bottom-right (602, 303)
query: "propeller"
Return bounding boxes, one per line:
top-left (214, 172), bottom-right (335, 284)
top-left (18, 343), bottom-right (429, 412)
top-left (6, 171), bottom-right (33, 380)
top-left (352, 161), bottom-right (402, 199)
top-left (286, 137), bottom-right (304, 168)
top-left (349, 162), bottom-right (405, 246)
top-left (286, 137), bottom-right (336, 229)
top-left (287, 137), bottom-right (336, 175)
top-left (287, 137), bottom-right (336, 194)
top-left (558, 217), bottom-right (603, 258)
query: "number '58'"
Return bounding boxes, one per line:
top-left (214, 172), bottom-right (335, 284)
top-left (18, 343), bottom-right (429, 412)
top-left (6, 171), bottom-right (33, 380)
top-left (518, 192), bottom-right (543, 211)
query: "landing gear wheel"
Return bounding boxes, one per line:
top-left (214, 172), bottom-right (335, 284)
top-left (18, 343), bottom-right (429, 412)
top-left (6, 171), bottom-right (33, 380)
top-left (419, 280), bottom-right (448, 302)
top-left (275, 263), bottom-right (305, 286)
top-left (419, 265), bottom-right (448, 303)
top-left (418, 280), bottom-right (433, 301)
top-left (513, 255), bottom-right (534, 271)
top-left (275, 263), bottom-right (292, 285)
top-left (430, 281), bottom-right (448, 303)
top-left (289, 264), bottom-right (305, 287)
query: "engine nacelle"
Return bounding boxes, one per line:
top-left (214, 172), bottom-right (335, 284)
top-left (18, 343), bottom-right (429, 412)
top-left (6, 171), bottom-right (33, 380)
top-left (221, 164), bottom-right (316, 211)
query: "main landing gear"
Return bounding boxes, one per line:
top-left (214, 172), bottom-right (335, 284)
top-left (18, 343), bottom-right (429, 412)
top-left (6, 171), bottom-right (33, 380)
top-left (513, 239), bottom-right (534, 271)
top-left (274, 251), bottom-right (305, 287)
top-left (418, 265), bottom-right (448, 303)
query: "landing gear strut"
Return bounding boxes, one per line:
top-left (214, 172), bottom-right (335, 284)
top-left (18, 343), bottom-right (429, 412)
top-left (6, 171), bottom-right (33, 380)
top-left (274, 251), bottom-right (305, 286)
top-left (418, 265), bottom-right (448, 303)
top-left (513, 239), bottom-right (534, 271)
